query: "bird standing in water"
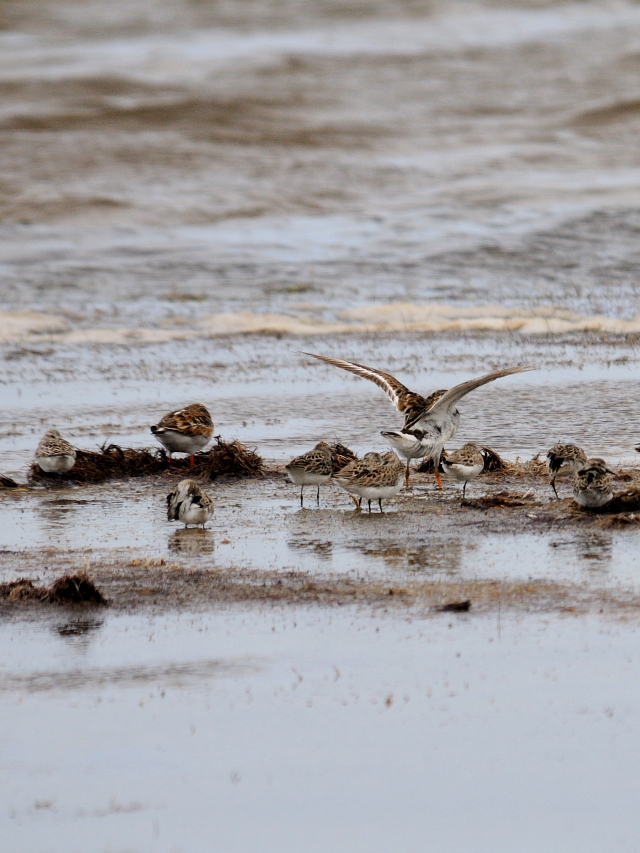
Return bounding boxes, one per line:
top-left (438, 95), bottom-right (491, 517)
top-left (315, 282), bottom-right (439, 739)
top-left (546, 443), bottom-right (588, 499)
top-left (441, 443), bottom-right (485, 499)
top-left (167, 479), bottom-right (214, 527)
top-left (285, 441), bottom-right (333, 506)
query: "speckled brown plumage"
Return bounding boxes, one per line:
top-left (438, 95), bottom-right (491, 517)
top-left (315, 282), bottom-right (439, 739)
top-left (153, 404), bottom-right (213, 438)
top-left (304, 352), bottom-right (447, 429)
top-left (151, 403), bottom-right (214, 461)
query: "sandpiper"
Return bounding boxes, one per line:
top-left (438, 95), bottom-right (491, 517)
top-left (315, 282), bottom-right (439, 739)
top-left (546, 443), bottom-right (588, 498)
top-left (151, 403), bottom-right (213, 463)
top-left (573, 458), bottom-right (616, 509)
top-left (167, 479), bottom-right (214, 527)
top-left (333, 451), bottom-right (405, 512)
top-left (285, 441), bottom-right (333, 505)
top-left (441, 443), bottom-right (484, 499)
top-left (35, 430), bottom-right (76, 474)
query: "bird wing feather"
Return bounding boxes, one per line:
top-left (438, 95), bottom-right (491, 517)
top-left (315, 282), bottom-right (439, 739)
top-left (304, 352), bottom-right (420, 413)
top-left (406, 366), bottom-right (532, 430)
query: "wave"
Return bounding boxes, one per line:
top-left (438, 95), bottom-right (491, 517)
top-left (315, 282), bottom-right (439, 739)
top-left (573, 97), bottom-right (640, 126)
top-left (4, 303), bottom-right (640, 346)
top-left (0, 311), bottom-right (69, 343)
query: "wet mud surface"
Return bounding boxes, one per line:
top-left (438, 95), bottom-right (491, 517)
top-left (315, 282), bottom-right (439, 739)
top-left (3, 465), bottom-right (640, 620)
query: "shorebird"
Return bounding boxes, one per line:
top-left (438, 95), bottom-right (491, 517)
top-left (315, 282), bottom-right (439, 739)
top-left (151, 403), bottom-right (213, 464)
top-left (441, 443), bottom-right (484, 499)
top-left (35, 430), bottom-right (76, 474)
top-left (167, 479), bottom-right (214, 527)
top-left (333, 451), bottom-right (405, 512)
top-left (546, 443), bottom-right (588, 498)
top-left (573, 458), bottom-right (616, 509)
top-left (305, 353), bottom-right (529, 488)
top-left (285, 441), bottom-right (333, 505)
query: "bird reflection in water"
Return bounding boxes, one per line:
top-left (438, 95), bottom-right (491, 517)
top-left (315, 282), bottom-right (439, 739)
top-left (550, 531), bottom-right (613, 570)
top-left (54, 617), bottom-right (104, 650)
top-left (169, 528), bottom-right (215, 556)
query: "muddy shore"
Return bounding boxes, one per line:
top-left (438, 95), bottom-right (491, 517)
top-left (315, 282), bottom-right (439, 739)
top-left (3, 464), bottom-right (640, 617)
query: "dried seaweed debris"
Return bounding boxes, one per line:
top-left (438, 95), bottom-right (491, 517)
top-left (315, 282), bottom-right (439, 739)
top-left (0, 573), bottom-right (107, 605)
top-left (28, 437), bottom-right (263, 483)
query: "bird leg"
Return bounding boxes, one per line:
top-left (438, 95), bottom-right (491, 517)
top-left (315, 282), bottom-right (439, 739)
top-left (316, 486), bottom-right (320, 504)
top-left (435, 469), bottom-right (443, 489)
top-left (189, 455), bottom-right (195, 466)
top-left (351, 495), bottom-right (361, 510)
top-left (550, 478), bottom-right (559, 499)
top-left (378, 498), bottom-right (383, 512)
top-left (405, 463), bottom-right (410, 489)
top-left (300, 486), bottom-right (304, 507)
top-left (367, 499), bottom-right (372, 513)
top-left (462, 481), bottom-right (467, 500)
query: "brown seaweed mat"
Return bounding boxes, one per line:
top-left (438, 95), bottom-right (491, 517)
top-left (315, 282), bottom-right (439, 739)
top-left (28, 437), bottom-right (263, 484)
top-left (0, 573), bottom-right (107, 605)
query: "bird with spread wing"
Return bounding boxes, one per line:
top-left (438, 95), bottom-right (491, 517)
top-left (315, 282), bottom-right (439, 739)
top-left (304, 353), bottom-right (531, 488)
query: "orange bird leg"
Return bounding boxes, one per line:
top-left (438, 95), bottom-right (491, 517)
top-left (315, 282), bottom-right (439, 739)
top-left (189, 455), bottom-right (195, 466)
top-left (435, 469), bottom-right (443, 489)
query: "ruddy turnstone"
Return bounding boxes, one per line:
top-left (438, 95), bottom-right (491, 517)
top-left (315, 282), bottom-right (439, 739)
top-left (441, 443), bottom-right (484, 499)
top-left (333, 451), bottom-right (404, 512)
top-left (285, 441), bottom-right (333, 505)
top-left (546, 443), bottom-right (588, 498)
top-left (35, 430), bottom-right (76, 474)
top-left (380, 424), bottom-right (458, 489)
top-left (151, 403), bottom-right (213, 463)
top-left (304, 353), bottom-right (450, 487)
top-left (573, 458), bottom-right (616, 509)
top-left (167, 479), bottom-right (214, 528)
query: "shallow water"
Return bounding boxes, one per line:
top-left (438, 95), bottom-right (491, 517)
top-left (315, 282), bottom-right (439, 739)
top-left (3, 0), bottom-right (640, 341)
top-left (3, 606), bottom-right (640, 853)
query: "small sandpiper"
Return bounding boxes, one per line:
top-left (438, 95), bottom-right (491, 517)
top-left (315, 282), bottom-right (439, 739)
top-left (167, 479), bottom-right (214, 528)
top-left (333, 451), bottom-right (405, 512)
top-left (573, 458), bottom-right (616, 509)
top-left (151, 403), bottom-right (213, 464)
top-left (546, 443), bottom-right (588, 498)
top-left (441, 443), bottom-right (484, 499)
top-left (285, 441), bottom-right (333, 505)
top-left (35, 430), bottom-right (76, 474)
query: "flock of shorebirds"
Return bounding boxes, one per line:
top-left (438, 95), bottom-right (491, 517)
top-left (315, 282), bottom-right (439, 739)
top-left (32, 352), bottom-right (625, 526)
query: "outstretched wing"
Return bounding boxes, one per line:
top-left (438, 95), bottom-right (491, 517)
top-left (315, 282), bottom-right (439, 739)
top-left (304, 352), bottom-right (425, 414)
top-left (406, 366), bottom-right (533, 430)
